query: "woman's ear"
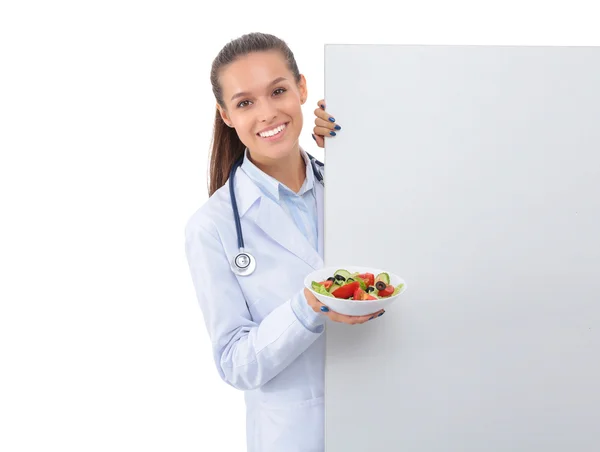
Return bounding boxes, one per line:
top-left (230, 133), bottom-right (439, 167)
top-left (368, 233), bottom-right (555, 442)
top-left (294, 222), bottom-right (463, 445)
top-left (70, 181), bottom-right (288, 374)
top-left (298, 74), bottom-right (308, 105)
top-left (217, 103), bottom-right (233, 127)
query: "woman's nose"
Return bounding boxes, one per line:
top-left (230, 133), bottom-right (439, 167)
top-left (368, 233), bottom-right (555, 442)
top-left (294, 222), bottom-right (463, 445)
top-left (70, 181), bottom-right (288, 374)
top-left (256, 99), bottom-right (277, 121)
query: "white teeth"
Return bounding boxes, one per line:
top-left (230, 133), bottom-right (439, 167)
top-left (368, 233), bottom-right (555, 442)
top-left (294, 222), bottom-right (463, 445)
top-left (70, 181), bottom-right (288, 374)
top-left (259, 123), bottom-right (286, 138)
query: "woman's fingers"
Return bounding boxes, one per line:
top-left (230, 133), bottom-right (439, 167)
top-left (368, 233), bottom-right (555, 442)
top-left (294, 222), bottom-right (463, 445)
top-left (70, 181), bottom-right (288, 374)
top-left (313, 106), bottom-right (336, 124)
top-left (314, 126), bottom-right (337, 138)
top-left (303, 289), bottom-right (385, 325)
top-left (312, 120), bottom-right (339, 147)
top-left (328, 309), bottom-right (385, 324)
top-left (328, 311), bottom-right (371, 324)
top-left (314, 117), bottom-right (341, 134)
top-left (311, 99), bottom-right (341, 148)
top-left (313, 110), bottom-right (341, 133)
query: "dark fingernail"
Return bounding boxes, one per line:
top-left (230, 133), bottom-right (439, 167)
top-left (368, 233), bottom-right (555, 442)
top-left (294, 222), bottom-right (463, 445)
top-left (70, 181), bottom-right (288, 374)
top-left (320, 104), bottom-right (325, 110)
top-left (334, 125), bottom-right (341, 130)
top-left (312, 134), bottom-right (316, 141)
top-left (378, 311), bottom-right (385, 317)
top-left (329, 131), bottom-right (336, 136)
top-left (369, 316), bottom-right (375, 320)
top-left (328, 117), bottom-right (335, 122)
top-left (320, 306), bottom-right (329, 312)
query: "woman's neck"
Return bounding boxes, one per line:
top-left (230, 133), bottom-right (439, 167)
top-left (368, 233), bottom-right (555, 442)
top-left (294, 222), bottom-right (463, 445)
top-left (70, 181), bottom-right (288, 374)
top-left (248, 146), bottom-right (306, 193)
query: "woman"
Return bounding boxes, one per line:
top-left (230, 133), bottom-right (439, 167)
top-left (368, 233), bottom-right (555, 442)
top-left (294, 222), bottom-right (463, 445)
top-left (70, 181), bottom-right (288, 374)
top-left (184, 32), bottom-right (383, 452)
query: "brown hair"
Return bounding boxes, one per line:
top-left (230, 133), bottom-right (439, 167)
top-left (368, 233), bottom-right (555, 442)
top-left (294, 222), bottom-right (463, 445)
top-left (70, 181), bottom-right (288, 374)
top-left (207, 32), bottom-right (301, 197)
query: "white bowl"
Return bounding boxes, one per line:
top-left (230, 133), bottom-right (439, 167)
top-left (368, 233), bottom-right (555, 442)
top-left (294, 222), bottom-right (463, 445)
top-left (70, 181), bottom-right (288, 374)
top-left (304, 265), bottom-right (407, 316)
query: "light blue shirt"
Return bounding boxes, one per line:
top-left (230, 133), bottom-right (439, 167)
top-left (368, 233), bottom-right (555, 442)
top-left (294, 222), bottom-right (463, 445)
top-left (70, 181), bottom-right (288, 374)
top-left (240, 147), bottom-right (325, 333)
top-left (240, 147), bottom-right (319, 251)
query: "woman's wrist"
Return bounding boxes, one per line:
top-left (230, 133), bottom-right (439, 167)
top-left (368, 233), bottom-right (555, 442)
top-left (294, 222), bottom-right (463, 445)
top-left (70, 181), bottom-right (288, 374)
top-left (290, 288), bottom-right (326, 333)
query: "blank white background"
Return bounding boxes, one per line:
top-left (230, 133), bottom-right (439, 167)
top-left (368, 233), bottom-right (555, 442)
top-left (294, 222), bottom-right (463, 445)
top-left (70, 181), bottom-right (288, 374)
top-left (1, 1), bottom-right (598, 450)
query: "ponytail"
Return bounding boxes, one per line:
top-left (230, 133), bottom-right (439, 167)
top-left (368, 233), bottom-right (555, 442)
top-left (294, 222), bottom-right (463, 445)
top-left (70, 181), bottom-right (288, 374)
top-left (207, 108), bottom-right (245, 197)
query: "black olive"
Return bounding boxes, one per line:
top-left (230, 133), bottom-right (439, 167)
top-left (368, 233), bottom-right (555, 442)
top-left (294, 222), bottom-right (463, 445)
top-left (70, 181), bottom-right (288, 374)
top-left (375, 281), bottom-right (387, 291)
top-left (366, 286), bottom-right (374, 293)
top-left (326, 277), bottom-right (335, 282)
top-left (346, 277), bottom-right (354, 282)
top-left (335, 274), bottom-right (346, 282)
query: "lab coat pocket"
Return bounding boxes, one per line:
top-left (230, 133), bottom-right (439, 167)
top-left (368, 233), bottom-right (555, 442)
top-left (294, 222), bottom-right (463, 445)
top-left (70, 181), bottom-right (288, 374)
top-left (255, 396), bottom-right (324, 452)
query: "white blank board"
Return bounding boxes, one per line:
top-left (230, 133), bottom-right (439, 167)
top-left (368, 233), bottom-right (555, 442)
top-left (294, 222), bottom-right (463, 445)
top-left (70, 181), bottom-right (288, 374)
top-left (323, 45), bottom-right (600, 452)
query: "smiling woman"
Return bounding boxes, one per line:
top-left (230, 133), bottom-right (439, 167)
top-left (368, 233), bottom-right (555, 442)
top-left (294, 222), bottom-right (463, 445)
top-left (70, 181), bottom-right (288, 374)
top-left (209, 38), bottom-right (308, 195)
top-left (184, 32), bottom-right (380, 452)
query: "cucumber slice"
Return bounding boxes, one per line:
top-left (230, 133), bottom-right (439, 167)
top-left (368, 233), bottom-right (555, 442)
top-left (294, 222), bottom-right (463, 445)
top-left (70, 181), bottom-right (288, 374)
top-left (328, 283), bottom-right (341, 294)
top-left (392, 283), bottom-right (404, 296)
top-left (333, 269), bottom-right (352, 280)
top-left (366, 287), bottom-right (380, 299)
top-left (375, 272), bottom-right (390, 285)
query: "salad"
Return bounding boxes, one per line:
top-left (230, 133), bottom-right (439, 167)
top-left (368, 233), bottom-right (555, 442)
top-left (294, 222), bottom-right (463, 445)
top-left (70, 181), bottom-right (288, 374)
top-left (311, 269), bottom-right (404, 301)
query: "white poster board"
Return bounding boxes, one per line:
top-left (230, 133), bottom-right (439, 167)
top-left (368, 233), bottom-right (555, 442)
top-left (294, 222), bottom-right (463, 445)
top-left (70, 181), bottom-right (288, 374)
top-left (323, 45), bottom-right (600, 452)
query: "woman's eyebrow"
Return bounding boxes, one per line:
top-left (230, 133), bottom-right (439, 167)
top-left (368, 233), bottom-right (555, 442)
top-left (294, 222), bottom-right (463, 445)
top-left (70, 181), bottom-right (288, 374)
top-left (230, 77), bottom-right (288, 101)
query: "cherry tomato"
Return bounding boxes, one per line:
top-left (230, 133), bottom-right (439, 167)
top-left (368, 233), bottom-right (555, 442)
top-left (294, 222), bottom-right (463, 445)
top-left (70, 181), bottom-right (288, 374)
top-left (378, 284), bottom-right (394, 297)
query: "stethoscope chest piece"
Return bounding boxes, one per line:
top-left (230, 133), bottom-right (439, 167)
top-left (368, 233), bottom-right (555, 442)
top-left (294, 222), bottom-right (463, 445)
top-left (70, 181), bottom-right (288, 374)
top-left (231, 249), bottom-right (256, 276)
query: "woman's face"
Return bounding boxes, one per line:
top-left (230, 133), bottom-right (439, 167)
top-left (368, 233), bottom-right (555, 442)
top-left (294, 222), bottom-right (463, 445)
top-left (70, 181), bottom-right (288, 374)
top-left (217, 50), bottom-right (307, 163)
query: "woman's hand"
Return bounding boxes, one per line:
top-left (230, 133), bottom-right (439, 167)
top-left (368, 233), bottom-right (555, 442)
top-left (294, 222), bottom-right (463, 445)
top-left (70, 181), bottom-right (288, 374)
top-left (312, 99), bottom-right (341, 148)
top-left (304, 288), bottom-right (384, 325)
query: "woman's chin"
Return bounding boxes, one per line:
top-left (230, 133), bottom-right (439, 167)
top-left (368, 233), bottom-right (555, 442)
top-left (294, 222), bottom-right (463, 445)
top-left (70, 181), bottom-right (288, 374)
top-left (253, 135), bottom-right (299, 159)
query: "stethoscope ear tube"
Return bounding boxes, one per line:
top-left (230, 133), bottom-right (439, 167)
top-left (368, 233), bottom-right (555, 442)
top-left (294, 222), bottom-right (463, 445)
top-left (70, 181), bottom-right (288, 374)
top-left (228, 151), bottom-right (324, 276)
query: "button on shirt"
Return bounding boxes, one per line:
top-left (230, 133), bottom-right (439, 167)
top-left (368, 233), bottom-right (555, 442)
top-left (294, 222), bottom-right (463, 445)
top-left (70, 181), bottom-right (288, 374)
top-left (240, 148), bottom-right (319, 251)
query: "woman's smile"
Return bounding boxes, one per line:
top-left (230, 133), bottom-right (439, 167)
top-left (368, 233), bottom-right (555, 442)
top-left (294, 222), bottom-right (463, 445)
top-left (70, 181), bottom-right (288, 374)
top-left (256, 121), bottom-right (289, 141)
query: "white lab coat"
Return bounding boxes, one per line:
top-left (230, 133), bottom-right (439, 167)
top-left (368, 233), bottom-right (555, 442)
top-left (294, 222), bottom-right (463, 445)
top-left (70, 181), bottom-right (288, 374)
top-left (185, 165), bottom-right (325, 452)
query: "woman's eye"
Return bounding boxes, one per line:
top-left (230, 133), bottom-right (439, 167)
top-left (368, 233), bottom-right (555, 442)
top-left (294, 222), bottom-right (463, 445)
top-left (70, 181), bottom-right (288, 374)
top-left (237, 89), bottom-right (285, 108)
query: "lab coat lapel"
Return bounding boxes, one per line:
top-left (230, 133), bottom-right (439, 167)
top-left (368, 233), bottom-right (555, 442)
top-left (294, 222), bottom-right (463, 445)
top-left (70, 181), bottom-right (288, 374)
top-left (254, 196), bottom-right (324, 270)
top-left (235, 167), bottom-right (323, 270)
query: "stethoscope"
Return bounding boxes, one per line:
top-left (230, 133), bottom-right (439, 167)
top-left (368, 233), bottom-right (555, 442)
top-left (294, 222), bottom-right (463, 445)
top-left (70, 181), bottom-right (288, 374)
top-left (229, 151), bottom-right (324, 276)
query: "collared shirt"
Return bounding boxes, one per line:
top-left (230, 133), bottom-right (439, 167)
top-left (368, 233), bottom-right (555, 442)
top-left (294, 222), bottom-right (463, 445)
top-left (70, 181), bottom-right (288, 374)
top-left (240, 147), bottom-right (319, 251)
